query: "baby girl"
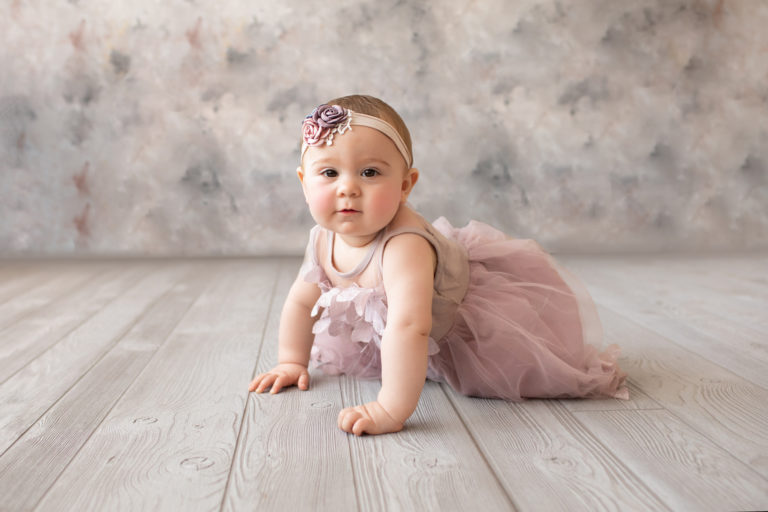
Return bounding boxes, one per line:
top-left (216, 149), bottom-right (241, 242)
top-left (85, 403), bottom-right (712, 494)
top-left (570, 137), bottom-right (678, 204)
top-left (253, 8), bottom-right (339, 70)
top-left (249, 94), bottom-right (627, 436)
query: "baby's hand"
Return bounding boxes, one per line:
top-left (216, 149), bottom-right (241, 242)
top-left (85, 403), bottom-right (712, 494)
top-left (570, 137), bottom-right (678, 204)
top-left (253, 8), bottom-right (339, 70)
top-left (249, 363), bottom-right (310, 394)
top-left (338, 401), bottom-right (404, 436)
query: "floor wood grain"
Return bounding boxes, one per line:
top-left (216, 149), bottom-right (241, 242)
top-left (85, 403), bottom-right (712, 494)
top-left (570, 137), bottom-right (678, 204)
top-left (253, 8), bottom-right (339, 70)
top-left (222, 261), bottom-right (358, 511)
top-left (0, 255), bottom-right (766, 511)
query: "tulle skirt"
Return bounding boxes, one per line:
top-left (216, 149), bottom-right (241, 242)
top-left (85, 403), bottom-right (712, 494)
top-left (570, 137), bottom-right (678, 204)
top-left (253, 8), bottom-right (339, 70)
top-left (424, 219), bottom-right (627, 400)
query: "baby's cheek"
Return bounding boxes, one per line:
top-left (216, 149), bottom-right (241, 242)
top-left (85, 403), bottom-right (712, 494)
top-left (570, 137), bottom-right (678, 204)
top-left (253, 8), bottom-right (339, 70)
top-left (370, 189), bottom-right (403, 217)
top-left (307, 189), bottom-right (335, 213)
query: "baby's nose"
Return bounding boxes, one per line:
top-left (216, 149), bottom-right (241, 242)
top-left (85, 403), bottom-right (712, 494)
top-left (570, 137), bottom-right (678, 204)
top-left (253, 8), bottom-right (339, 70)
top-left (337, 177), bottom-right (360, 196)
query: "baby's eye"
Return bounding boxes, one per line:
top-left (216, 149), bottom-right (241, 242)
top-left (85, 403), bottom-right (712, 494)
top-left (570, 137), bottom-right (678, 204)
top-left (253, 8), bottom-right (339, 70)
top-left (361, 168), bottom-right (379, 177)
top-left (321, 169), bottom-right (338, 177)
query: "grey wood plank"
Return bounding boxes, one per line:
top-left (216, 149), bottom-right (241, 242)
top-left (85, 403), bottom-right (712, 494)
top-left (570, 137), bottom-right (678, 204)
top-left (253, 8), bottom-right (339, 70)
top-left (664, 255), bottom-right (768, 296)
top-left (562, 255), bottom-right (768, 333)
top-left (579, 256), bottom-right (768, 332)
top-left (655, 307), bottom-right (767, 368)
top-left (560, 258), bottom-right (768, 390)
top-left (574, 409), bottom-right (768, 511)
top-left (603, 254), bottom-right (768, 338)
top-left (0, 262), bottom-right (82, 306)
top-left (0, 263), bottom-right (209, 510)
top-left (586, 305), bottom-right (768, 478)
top-left (0, 262), bottom-right (188, 455)
top-left (223, 258), bottom-right (358, 511)
top-left (341, 377), bottom-right (515, 511)
top-left (630, 253), bottom-right (767, 283)
top-left (443, 388), bottom-right (668, 511)
top-left (0, 260), bottom-right (109, 304)
top-left (0, 263), bottom-right (110, 331)
top-left (35, 260), bottom-right (280, 512)
top-left (0, 263), bottom-right (156, 383)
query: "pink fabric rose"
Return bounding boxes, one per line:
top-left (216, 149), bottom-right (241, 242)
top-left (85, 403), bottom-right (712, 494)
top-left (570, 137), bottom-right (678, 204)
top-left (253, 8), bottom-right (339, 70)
top-left (302, 117), bottom-right (330, 146)
top-left (302, 104), bottom-right (350, 146)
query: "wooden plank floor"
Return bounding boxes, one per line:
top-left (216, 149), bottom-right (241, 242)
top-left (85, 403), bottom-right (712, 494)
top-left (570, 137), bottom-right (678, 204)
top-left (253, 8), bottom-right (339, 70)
top-left (0, 254), bottom-right (767, 511)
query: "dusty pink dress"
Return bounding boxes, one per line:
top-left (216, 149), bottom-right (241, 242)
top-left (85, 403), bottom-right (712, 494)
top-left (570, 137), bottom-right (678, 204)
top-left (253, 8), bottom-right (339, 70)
top-left (302, 215), bottom-right (628, 401)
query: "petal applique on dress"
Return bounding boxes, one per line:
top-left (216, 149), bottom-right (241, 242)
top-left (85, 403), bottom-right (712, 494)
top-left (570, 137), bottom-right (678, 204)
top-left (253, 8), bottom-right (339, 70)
top-left (312, 315), bottom-right (331, 334)
top-left (337, 285), bottom-right (362, 303)
top-left (351, 322), bottom-right (374, 343)
top-left (352, 288), bottom-right (373, 316)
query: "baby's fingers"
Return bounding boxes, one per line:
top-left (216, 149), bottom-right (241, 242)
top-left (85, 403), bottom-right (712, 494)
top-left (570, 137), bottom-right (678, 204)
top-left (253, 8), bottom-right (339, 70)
top-left (298, 371), bottom-right (310, 390)
top-left (270, 374), bottom-right (292, 394)
top-left (338, 408), bottom-right (360, 432)
top-left (248, 373), bottom-right (266, 392)
top-left (352, 417), bottom-right (372, 436)
top-left (255, 374), bottom-right (277, 393)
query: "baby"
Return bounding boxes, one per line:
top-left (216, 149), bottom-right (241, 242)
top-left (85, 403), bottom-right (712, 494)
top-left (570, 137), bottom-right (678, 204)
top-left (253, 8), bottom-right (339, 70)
top-left (249, 95), bottom-right (627, 436)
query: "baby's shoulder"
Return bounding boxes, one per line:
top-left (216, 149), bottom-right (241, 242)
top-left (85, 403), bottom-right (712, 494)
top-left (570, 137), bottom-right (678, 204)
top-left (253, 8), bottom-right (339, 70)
top-left (382, 206), bottom-right (437, 270)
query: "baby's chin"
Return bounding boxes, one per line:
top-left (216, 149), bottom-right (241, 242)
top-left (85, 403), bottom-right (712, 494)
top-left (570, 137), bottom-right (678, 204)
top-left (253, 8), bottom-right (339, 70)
top-left (330, 223), bottom-right (381, 237)
top-left (323, 220), bottom-right (389, 241)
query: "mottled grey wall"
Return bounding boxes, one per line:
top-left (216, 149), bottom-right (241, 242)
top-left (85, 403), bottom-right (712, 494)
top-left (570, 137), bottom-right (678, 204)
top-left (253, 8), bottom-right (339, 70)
top-left (1, 0), bottom-right (766, 256)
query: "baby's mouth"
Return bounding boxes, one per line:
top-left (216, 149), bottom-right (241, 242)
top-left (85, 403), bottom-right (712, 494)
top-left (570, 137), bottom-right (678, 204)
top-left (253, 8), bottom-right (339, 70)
top-left (338, 208), bottom-right (360, 213)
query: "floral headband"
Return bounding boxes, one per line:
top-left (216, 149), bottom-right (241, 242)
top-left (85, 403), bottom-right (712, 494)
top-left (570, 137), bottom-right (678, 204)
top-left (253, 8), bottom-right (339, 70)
top-left (301, 104), bottom-right (412, 168)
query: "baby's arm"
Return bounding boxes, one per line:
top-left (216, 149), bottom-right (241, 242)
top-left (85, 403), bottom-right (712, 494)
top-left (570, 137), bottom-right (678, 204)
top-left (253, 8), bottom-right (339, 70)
top-left (249, 268), bottom-right (321, 394)
top-left (338, 234), bottom-right (434, 435)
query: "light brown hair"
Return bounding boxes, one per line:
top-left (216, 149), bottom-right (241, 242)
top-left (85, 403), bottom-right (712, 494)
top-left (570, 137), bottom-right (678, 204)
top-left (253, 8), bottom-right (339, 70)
top-left (323, 94), bottom-right (413, 165)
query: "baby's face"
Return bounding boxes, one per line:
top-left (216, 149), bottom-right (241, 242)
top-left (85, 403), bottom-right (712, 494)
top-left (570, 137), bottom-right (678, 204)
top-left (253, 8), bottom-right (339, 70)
top-left (298, 126), bottom-right (412, 244)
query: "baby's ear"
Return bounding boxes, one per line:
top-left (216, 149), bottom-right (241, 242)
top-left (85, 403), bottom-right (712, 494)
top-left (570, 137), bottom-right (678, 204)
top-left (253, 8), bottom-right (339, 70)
top-left (401, 167), bottom-right (419, 201)
top-left (297, 166), bottom-right (309, 203)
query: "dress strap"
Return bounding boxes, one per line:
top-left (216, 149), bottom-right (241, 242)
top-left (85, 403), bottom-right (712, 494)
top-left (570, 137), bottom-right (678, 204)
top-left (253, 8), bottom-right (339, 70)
top-left (327, 229), bottom-right (384, 279)
top-left (307, 225), bottom-right (320, 265)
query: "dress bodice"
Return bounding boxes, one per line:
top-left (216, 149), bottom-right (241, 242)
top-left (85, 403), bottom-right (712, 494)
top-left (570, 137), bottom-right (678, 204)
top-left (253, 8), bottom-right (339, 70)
top-left (301, 215), bottom-right (471, 354)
